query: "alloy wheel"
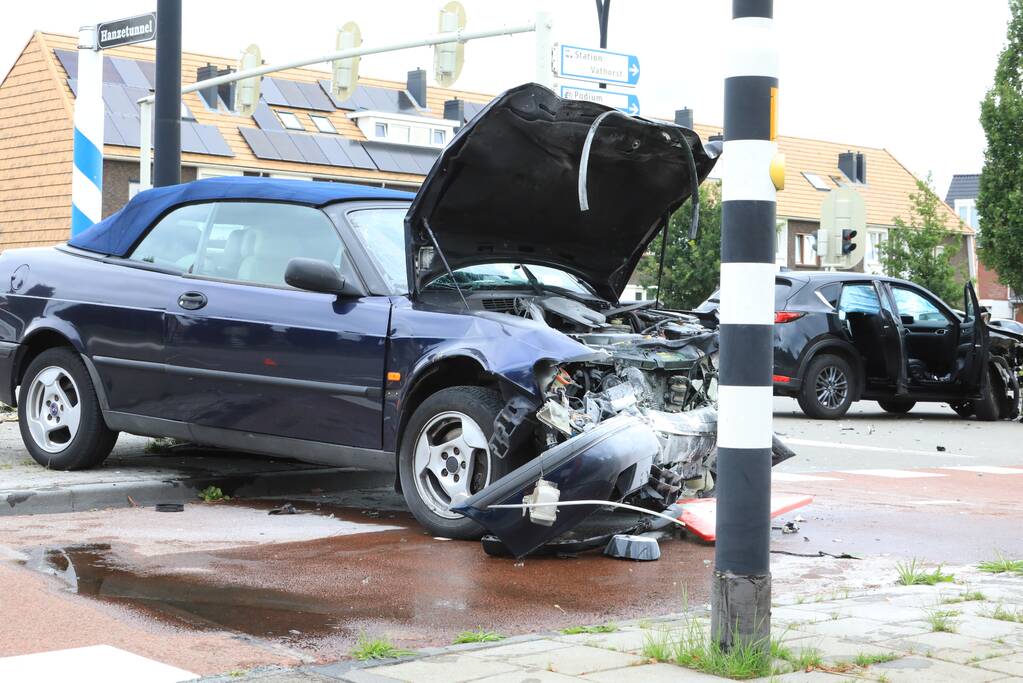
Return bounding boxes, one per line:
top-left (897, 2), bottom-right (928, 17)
top-left (815, 365), bottom-right (848, 410)
top-left (25, 366), bottom-right (82, 453)
top-left (412, 410), bottom-right (492, 519)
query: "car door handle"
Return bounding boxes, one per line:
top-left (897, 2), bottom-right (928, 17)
top-left (935, 328), bottom-right (948, 335)
top-left (177, 291), bottom-right (208, 311)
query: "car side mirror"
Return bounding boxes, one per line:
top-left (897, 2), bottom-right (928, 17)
top-left (285, 258), bottom-right (360, 298)
top-left (900, 314), bottom-right (914, 325)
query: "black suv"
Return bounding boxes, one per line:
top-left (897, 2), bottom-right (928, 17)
top-left (696, 272), bottom-right (1023, 420)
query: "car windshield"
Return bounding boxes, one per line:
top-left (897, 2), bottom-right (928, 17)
top-left (343, 206), bottom-right (593, 296)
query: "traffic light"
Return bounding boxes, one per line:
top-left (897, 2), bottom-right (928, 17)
top-left (842, 229), bottom-right (858, 256)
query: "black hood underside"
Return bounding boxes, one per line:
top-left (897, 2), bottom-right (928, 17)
top-left (406, 83), bottom-right (720, 302)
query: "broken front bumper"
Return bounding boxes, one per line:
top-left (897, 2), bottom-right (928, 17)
top-left (452, 415), bottom-right (660, 559)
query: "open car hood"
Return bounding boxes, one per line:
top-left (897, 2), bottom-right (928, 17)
top-left (405, 83), bottom-right (721, 302)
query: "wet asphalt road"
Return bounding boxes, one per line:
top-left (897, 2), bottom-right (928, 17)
top-left (0, 398), bottom-right (1019, 674)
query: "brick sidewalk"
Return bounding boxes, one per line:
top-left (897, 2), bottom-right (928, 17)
top-left (208, 565), bottom-right (1023, 682)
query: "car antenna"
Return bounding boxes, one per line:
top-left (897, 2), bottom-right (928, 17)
top-left (421, 217), bottom-right (470, 311)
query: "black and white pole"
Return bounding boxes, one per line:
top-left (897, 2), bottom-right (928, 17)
top-left (712, 0), bottom-right (779, 651)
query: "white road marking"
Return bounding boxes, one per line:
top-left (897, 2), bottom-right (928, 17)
top-left (906, 499), bottom-right (971, 506)
top-left (839, 469), bottom-right (947, 479)
top-left (0, 645), bottom-right (195, 682)
top-left (771, 472), bottom-right (841, 482)
top-left (940, 465), bottom-right (1023, 475)
top-left (784, 438), bottom-right (974, 459)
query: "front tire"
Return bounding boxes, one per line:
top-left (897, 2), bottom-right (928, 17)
top-left (398, 386), bottom-right (517, 539)
top-left (18, 348), bottom-right (118, 470)
top-left (878, 399), bottom-right (915, 414)
top-left (798, 354), bottom-right (855, 419)
top-left (973, 366), bottom-right (1002, 421)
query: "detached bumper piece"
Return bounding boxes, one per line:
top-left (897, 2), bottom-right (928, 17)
top-left (451, 415), bottom-right (660, 559)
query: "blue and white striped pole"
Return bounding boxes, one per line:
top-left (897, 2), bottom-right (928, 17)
top-left (71, 25), bottom-right (104, 236)
top-left (711, 0), bottom-right (779, 651)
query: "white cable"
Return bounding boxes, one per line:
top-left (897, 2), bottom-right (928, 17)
top-left (486, 499), bottom-right (687, 528)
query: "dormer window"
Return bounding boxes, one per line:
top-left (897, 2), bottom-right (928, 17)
top-left (351, 111), bottom-right (459, 149)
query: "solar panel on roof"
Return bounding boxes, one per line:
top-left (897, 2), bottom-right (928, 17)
top-left (194, 124), bottom-right (234, 157)
top-left (259, 77), bottom-right (287, 107)
top-left (102, 83), bottom-right (137, 118)
top-left (297, 82), bottom-right (334, 111)
top-left (54, 50), bottom-right (77, 79)
top-left (180, 122), bottom-right (207, 154)
top-left (339, 139), bottom-right (376, 170)
top-left (263, 129), bottom-right (305, 163)
top-left (110, 57), bottom-right (150, 90)
top-left (136, 60), bottom-right (157, 89)
top-left (363, 144), bottom-right (399, 173)
top-left (252, 100), bottom-right (284, 131)
top-left (102, 58), bottom-right (123, 85)
top-left (362, 141), bottom-right (439, 175)
top-left (238, 126), bottom-right (283, 160)
top-left (273, 79), bottom-right (313, 110)
top-left (365, 87), bottom-right (400, 112)
top-left (290, 133), bottom-right (329, 165)
top-left (103, 113), bottom-right (126, 146)
top-left (107, 113), bottom-right (140, 147)
top-left (311, 135), bottom-right (353, 166)
top-left (464, 102), bottom-right (487, 122)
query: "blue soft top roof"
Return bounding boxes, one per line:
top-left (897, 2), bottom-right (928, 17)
top-left (68, 176), bottom-right (413, 257)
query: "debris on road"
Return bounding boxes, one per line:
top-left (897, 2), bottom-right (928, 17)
top-left (154, 503), bottom-right (184, 513)
top-left (268, 503), bottom-right (297, 516)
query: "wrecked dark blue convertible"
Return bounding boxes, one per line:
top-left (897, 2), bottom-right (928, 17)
top-left (0, 84), bottom-right (791, 554)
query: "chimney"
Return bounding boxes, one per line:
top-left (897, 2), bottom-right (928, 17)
top-left (838, 151), bottom-right (857, 182)
top-left (197, 63), bottom-right (219, 109)
top-left (674, 108), bottom-right (693, 129)
top-left (444, 98), bottom-right (465, 125)
top-left (855, 152), bottom-right (866, 184)
top-left (407, 68), bottom-right (427, 108)
top-left (217, 68), bottom-right (236, 111)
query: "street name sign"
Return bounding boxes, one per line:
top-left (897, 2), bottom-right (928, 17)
top-left (559, 85), bottom-right (639, 115)
top-left (556, 44), bottom-right (639, 86)
top-left (97, 13), bottom-right (157, 49)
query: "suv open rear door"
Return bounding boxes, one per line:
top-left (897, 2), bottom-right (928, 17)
top-left (959, 281), bottom-right (989, 395)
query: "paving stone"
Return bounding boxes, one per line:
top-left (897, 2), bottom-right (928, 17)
top-left (749, 672), bottom-right (859, 682)
top-left (880, 631), bottom-right (1012, 665)
top-left (467, 639), bottom-right (574, 660)
top-left (470, 670), bottom-right (583, 682)
top-left (794, 617), bottom-right (929, 642)
top-left (583, 662), bottom-right (726, 682)
top-left (784, 635), bottom-right (899, 665)
top-left (772, 607), bottom-right (838, 625)
top-left (509, 644), bottom-right (645, 676)
top-left (975, 651), bottom-right (1023, 677)
top-left (947, 614), bottom-right (1023, 641)
top-left (334, 669), bottom-right (404, 683)
top-left (366, 654), bottom-right (519, 683)
top-left (832, 602), bottom-right (932, 623)
top-left (554, 628), bottom-right (651, 653)
top-left (865, 655), bottom-right (1005, 682)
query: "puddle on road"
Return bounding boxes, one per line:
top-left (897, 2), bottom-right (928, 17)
top-left (23, 505), bottom-right (718, 649)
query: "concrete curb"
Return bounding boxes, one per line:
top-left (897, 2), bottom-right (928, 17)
top-left (0, 467), bottom-right (392, 516)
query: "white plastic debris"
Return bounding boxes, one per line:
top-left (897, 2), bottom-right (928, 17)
top-left (521, 479), bottom-right (560, 526)
top-left (604, 534), bottom-right (661, 561)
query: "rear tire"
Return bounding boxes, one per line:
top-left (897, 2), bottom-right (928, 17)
top-left (17, 348), bottom-right (117, 470)
top-left (973, 365), bottom-right (1001, 421)
top-left (950, 401), bottom-right (974, 418)
top-left (878, 399), bottom-right (915, 414)
top-left (398, 386), bottom-right (518, 540)
top-left (798, 354), bottom-right (856, 419)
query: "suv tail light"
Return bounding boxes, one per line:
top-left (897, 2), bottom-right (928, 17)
top-left (774, 311), bottom-right (806, 324)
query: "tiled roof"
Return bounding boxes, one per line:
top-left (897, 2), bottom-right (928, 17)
top-left (944, 173), bottom-right (980, 206)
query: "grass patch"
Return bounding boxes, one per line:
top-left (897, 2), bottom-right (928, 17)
top-left (924, 609), bottom-right (959, 633)
top-left (452, 628), bottom-right (505, 644)
top-left (895, 559), bottom-right (955, 586)
top-left (145, 436), bottom-right (181, 454)
top-left (986, 604), bottom-right (1023, 623)
top-left (197, 485), bottom-right (230, 503)
top-left (350, 635), bottom-right (414, 661)
top-left (789, 647), bottom-right (823, 671)
top-left (560, 623), bottom-right (618, 635)
top-left (641, 621), bottom-right (775, 679)
top-left (978, 552), bottom-right (1023, 575)
top-left (941, 590), bottom-right (986, 604)
top-left (853, 651), bottom-right (900, 666)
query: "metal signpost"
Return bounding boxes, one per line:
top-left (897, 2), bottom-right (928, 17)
top-left (71, 12), bottom-right (157, 236)
top-left (558, 85), bottom-right (638, 114)
top-left (713, 0), bottom-right (779, 651)
top-left (154, 0), bottom-right (181, 187)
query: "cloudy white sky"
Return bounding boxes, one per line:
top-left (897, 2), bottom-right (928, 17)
top-left (1, 1), bottom-right (1010, 195)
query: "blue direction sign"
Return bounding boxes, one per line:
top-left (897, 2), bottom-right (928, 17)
top-left (557, 44), bottom-right (640, 87)
top-left (559, 85), bottom-right (640, 115)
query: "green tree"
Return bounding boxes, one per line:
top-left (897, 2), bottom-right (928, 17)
top-left (880, 176), bottom-right (964, 306)
top-left (977, 0), bottom-right (1023, 293)
top-left (635, 183), bottom-right (722, 309)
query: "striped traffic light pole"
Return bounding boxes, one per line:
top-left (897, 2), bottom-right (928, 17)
top-left (712, 0), bottom-right (779, 650)
top-left (70, 25), bottom-right (104, 236)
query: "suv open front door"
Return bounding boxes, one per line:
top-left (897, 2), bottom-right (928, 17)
top-left (874, 281), bottom-right (909, 395)
top-left (959, 281), bottom-right (989, 395)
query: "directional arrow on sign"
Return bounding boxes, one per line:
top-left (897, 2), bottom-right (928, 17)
top-left (556, 44), bottom-right (640, 87)
top-left (559, 85), bottom-right (640, 115)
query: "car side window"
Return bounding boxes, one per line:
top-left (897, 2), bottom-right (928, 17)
top-left (189, 202), bottom-right (345, 288)
top-left (891, 286), bottom-right (950, 324)
top-left (817, 282), bottom-right (841, 309)
top-left (127, 203), bottom-right (212, 273)
top-left (838, 283), bottom-right (880, 315)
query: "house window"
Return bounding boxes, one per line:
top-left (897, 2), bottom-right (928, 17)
top-left (795, 233), bottom-right (817, 266)
top-left (802, 172), bottom-right (831, 191)
top-left (865, 230), bottom-right (885, 269)
top-left (310, 115), bottom-right (337, 134)
top-left (635, 290), bottom-right (644, 301)
top-left (775, 219), bottom-right (788, 266)
top-left (433, 129), bottom-right (446, 145)
top-left (374, 122), bottom-right (388, 138)
top-left (276, 111), bottom-right (304, 131)
top-left (390, 124), bottom-right (410, 143)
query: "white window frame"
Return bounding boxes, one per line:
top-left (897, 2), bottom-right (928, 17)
top-left (802, 172), bottom-right (831, 191)
top-left (276, 111), bottom-right (304, 131)
top-left (865, 228), bottom-right (886, 274)
top-left (349, 111), bottom-right (459, 149)
top-left (795, 232), bottom-right (817, 266)
top-left (310, 115), bottom-right (337, 134)
top-left (775, 218), bottom-right (788, 266)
